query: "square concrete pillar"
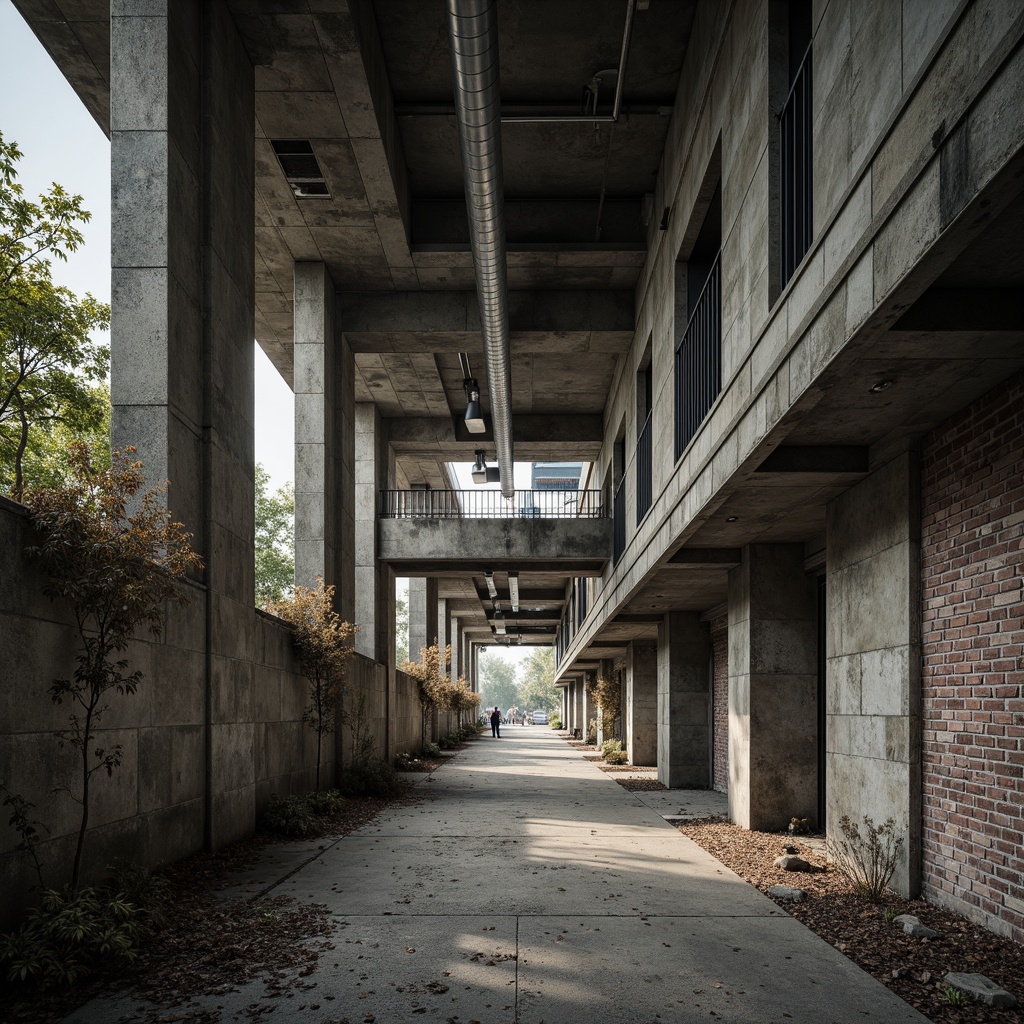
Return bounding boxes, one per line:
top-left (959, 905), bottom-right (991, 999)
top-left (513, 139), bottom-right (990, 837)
top-left (407, 577), bottom-right (427, 660)
top-left (110, 0), bottom-right (256, 848)
top-left (354, 403), bottom-right (393, 664)
top-left (826, 452), bottom-right (922, 897)
top-left (728, 544), bottom-right (818, 832)
top-left (658, 612), bottom-right (712, 788)
top-left (293, 262), bottom-right (354, 620)
top-left (449, 616), bottom-right (461, 680)
top-left (626, 643), bottom-right (658, 765)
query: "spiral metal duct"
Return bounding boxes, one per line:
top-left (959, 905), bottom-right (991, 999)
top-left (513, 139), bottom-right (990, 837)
top-left (446, 0), bottom-right (514, 497)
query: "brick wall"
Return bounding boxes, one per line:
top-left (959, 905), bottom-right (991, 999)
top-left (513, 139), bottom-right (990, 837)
top-left (711, 616), bottom-right (729, 793)
top-left (921, 372), bottom-right (1024, 942)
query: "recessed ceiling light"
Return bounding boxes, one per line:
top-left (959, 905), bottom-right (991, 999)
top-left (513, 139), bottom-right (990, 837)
top-left (870, 379), bottom-right (894, 393)
top-left (726, 515), bottom-right (739, 522)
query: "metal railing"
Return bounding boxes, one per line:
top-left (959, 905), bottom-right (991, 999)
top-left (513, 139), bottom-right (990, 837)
top-left (675, 253), bottom-right (722, 459)
top-left (379, 488), bottom-right (607, 519)
top-left (781, 43), bottom-right (813, 288)
top-left (636, 410), bottom-right (653, 524)
top-left (612, 476), bottom-right (626, 564)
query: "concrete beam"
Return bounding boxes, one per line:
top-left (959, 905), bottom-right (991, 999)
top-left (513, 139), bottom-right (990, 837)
top-left (386, 415), bottom-right (604, 452)
top-left (756, 447), bottom-right (869, 474)
top-left (666, 548), bottom-right (743, 566)
top-left (892, 287), bottom-right (1023, 331)
top-left (378, 518), bottom-right (611, 568)
top-left (340, 289), bottom-right (634, 336)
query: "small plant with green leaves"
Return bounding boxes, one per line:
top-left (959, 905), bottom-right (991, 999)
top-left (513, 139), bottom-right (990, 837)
top-left (943, 986), bottom-right (967, 1008)
top-left (0, 886), bottom-right (141, 986)
top-left (549, 714), bottom-right (561, 729)
top-left (395, 752), bottom-right (423, 771)
top-left (420, 741), bottom-right (441, 758)
top-left (261, 794), bottom-right (319, 838)
top-left (883, 906), bottom-right (898, 923)
top-left (828, 815), bottom-right (905, 902)
top-left (601, 739), bottom-right (628, 765)
top-left (1, 787), bottom-right (49, 890)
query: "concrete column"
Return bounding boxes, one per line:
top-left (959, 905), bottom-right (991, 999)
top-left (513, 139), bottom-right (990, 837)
top-left (626, 643), bottom-right (658, 765)
top-left (658, 612), bottom-right (712, 788)
top-left (581, 672), bottom-right (595, 740)
top-left (449, 616), bottom-right (461, 680)
top-left (408, 577), bottom-right (428, 660)
top-left (826, 453), bottom-right (922, 897)
top-left (293, 263), bottom-right (354, 619)
top-left (354, 403), bottom-right (393, 662)
top-left (728, 544), bottom-right (818, 832)
top-left (110, 0), bottom-right (256, 847)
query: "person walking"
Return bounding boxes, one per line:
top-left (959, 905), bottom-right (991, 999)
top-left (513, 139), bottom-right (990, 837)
top-left (490, 705), bottom-right (501, 738)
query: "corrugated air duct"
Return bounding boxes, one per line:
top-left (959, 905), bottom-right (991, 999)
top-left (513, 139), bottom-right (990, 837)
top-left (446, 0), bottom-right (515, 497)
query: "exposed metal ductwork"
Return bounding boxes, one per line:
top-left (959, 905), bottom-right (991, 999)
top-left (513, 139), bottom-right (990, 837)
top-left (446, 0), bottom-right (515, 497)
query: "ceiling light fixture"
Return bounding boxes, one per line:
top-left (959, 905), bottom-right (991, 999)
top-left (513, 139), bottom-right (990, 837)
top-left (485, 572), bottom-right (498, 600)
top-left (726, 516), bottom-right (739, 522)
top-left (471, 449), bottom-right (501, 485)
top-left (493, 606), bottom-right (506, 635)
top-left (870, 379), bottom-right (894, 393)
top-left (508, 572), bottom-right (520, 613)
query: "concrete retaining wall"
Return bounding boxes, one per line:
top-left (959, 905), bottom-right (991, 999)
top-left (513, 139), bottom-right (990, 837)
top-left (0, 498), bottom-right (418, 928)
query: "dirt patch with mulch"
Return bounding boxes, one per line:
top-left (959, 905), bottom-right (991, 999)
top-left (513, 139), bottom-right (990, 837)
top-left (598, 764), bottom-right (657, 773)
top-left (677, 818), bottom-right (1023, 1023)
top-left (0, 794), bottom-right (407, 1024)
top-left (615, 778), bottom-right (668, 792)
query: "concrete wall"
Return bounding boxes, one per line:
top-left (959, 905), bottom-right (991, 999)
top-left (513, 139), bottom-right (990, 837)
top-left (0, 499), bottom-right (300, 925)
top-left (826, 453), bottom-right (922, 897)
top-left (920, 374), bottom-right (1024, 941)
top-left (657, 612), bottom-right (711, 788)
top-left (711, 616), bottom-right (729, 793)
top-left (626, 643), bottom-right (658, 766)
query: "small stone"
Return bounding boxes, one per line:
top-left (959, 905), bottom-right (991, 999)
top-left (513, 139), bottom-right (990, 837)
top-left (768, 884), bottom-right (805, 902)
top-left (893, 914), bottom-right (937, 938)
top-left (782, 844), bottom-right (799, 855)
top-left (944, 972), bottom-right (1017, 1008)
top-left (773, 854), bottom-right (811, 872)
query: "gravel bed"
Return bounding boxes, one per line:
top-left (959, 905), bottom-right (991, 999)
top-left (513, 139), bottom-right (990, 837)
top-left (678, 818), bottom-right (1023, 1023)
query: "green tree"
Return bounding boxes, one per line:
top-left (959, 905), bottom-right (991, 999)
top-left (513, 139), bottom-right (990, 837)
top-left (478, 651), bottom-right (519, 714)
top-left (24, 445), bottom-right (202, 890)
top-left (254, 463), bottom-right (294, 607)
top-left (0, 133), bottom-right (109, 498)
top-left (0, 132), bottom-right (91, 289)
top-left (518, 646), bottom-right (560, 713)
top-left (16, 384), bottom-right (110, 490)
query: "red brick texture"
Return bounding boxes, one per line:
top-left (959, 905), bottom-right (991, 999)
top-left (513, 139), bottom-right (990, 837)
top-left (920, 372), bottom-right (1024, 943)
top-left (711, 616), bottom-right (729, 794)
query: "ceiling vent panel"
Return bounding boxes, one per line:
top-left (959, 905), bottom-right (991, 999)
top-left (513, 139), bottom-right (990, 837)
top-left (271, 140), bottom-right (331, 199)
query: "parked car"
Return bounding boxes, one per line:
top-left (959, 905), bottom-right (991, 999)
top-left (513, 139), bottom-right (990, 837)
top-left (532, 710), bottom-right (549, 725)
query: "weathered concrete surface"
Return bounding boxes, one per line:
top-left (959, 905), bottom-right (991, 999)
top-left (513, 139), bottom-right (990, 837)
top-left (626, 642), bottom-right (658, 766)
top-left (728, 544), bottom-right (818, 832)
top-left (64, 730), bottom-right (929, 1023)
top-left (826, 452), bottom-right (922, 897)
top-left (658, 611), bottom-right (712, 788)
top-left (378, 516), bottom-right (612, 569)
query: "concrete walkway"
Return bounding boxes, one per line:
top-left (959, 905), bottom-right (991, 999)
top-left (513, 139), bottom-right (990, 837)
top-left (71, 728), bottom-right (929, 1023)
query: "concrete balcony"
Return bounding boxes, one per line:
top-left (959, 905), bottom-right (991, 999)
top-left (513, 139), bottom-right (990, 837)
top-left (377, 489), bottom-right (611, 573)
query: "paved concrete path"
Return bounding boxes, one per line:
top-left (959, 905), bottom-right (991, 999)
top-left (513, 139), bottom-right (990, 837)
top-left (70, 727), bottom-right (929, 1023)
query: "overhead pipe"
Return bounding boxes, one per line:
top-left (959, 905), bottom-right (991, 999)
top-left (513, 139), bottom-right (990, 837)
top-left (446, 0), bottom-right (515, 496)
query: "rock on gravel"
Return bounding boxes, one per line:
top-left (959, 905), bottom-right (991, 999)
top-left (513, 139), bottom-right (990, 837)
top-left (773, 854), bottom-right (812, 871)
top-left (768, 884), bottom-right (806, 902)
top-left (893, 914), bottom-right (938, 939)
top-left (944, 972), bottom-right (1018, 1008)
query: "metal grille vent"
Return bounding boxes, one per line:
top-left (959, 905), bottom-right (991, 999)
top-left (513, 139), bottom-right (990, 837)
top-left (271, 140), bottom-right (330, 199)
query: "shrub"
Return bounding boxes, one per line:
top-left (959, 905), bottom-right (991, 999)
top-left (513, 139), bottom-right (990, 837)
top-left (602, 739), bottom-right (627, 765)
top-left (105, 864), bottom-right (169, 930)
top-left (0, 886), bottom-right (142, 986)
top-left (395, 752), bottom-right (423, 771)
top-left (338, 757), bottom-right (407, 799)
top-left (586, 718), bottom-right (597, 745)
top-left (549, 715), bottom-right (561, 729)
top-left (828, 815), bottom-right (904, 902)
top-left (261, 795), bottom-right (319, 838)
top-left (420, 742), bottom-right (441, 758)
top-left (304, 789), bottom-right (344, 817)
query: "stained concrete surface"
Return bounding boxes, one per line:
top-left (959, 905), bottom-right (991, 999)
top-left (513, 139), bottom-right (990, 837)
top-left (66, 728), bottom-right (928, 1023)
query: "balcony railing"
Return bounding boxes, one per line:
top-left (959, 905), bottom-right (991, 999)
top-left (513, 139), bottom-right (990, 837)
top-left (636, 410), bottom-right (653, 524)
top-left (675, 253), bottom-right (721, 459)
top-left (781, 43), bottom-right (813, 288)
top-left (379, 488), bottom-right (607, 519)
top-left (612, 476), bottom-right (626, 564)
